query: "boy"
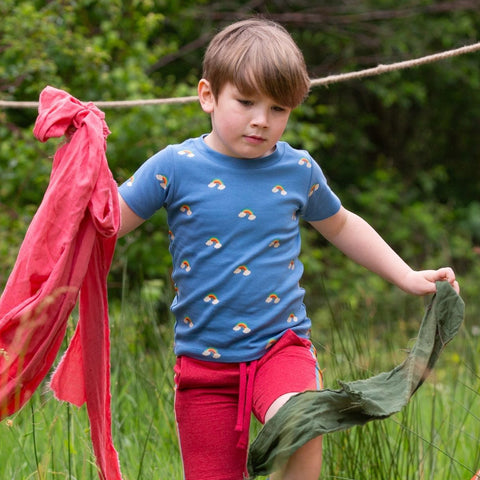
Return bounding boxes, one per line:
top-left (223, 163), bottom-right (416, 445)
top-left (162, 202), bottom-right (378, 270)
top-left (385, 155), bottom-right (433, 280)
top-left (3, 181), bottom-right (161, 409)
top-left (117, 18), bottom-right (459, 480)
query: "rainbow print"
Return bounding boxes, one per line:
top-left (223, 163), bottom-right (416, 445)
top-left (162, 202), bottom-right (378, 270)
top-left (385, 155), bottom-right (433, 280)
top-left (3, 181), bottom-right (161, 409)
top-left (269, 239), bottom-right (280, 248)
top-left (309, 183), bottom-right (319, 197)
top-left (265, 338), bottom-right (277, 349)
top-left (126, 175), bottom-right (134, 187)
top-left (184, 317), bottom-right (194, 328)
top-left (287, 313), bottom-right (298, 323)
top-left (272, 185), bottom-right (287, 196)
top-left (178, 149), bottom-right (195, 157)
top-left (238, 209), bottom-right (256, 220)
top-left (288, 260), bottom-right (295, 270)
top-left (265, 293), bottom-right (281, 304)
top-left (233, 265), bottom-right (251, 276)
top-left (180, 205), bottom-right (192, 216)
top-left (155, 174), bottom-right (168, 189)
top-left (202, 348), bottom-right (221, 359)
top-left (208, 178), bottom-right (226, 190)
top-left (205, 237), bottom-right (222, 249)
top-left (180, 260), bottom-right (191, 272)
top-left (298, 157), bottom-right (312, 168)
top-left (203, 293), bottom-right (219, 304)
top-left (233, 322), bottom-right (251, 334)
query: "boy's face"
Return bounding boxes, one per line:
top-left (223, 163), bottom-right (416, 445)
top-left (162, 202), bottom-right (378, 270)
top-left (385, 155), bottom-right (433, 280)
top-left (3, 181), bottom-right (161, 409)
top-left (199, 81), bottom-right (292, 159)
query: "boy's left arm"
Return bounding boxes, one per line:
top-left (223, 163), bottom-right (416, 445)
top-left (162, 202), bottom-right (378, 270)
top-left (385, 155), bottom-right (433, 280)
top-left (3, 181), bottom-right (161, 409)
top-left (309, 206), bottom-right (459, 295)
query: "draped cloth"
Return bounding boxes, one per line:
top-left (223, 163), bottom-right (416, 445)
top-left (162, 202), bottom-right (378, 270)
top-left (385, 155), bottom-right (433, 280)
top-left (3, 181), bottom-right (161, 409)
top-left (0, 86), bottom-right (122, 479)
top-left (247, 281), bottom-right (464, 478)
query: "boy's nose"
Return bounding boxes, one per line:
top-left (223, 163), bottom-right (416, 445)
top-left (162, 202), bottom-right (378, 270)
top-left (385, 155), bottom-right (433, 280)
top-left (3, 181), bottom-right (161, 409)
top-left (251, 108), bottom-right (269, 128)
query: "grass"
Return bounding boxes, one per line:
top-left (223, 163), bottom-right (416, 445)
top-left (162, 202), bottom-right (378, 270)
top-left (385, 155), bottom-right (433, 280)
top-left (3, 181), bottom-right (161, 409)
top-left (312, 288), bottom-right (480, 480)
top-left (0, 286), bottom-right (479, 479)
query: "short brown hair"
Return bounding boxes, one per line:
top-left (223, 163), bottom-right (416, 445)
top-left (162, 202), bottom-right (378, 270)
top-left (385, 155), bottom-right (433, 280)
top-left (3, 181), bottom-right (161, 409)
top-left (202, 18), bottom-right (310, 108)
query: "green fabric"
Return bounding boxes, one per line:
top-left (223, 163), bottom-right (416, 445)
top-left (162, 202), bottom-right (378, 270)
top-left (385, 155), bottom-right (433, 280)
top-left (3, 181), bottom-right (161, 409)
top-left (247, 281), bottom-right (464, 478)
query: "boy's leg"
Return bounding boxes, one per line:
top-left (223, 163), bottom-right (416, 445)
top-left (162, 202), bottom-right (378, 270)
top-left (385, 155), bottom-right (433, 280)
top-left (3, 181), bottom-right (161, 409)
top-left (174, 356), bottom-right (247, 480)
top-left (252, 330), bottom-right (323, 480)
top-left (269, 435), bottom-right (323, 480)
top-left (266, 393), bottom-right (323, 480)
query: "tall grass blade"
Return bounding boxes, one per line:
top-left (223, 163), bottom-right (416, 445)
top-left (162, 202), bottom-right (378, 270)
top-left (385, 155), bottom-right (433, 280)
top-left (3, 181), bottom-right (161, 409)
top-left (30, 400), bottom-right (40, 479)
top-left (136, 416), bottom-right (154, 480)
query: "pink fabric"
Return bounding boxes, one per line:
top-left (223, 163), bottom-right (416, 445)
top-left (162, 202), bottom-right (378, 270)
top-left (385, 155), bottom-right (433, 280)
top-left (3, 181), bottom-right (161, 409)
top-left (0, 86), bottom-right (122, 479)
top-left (234, 360), bottom-right (258, 450)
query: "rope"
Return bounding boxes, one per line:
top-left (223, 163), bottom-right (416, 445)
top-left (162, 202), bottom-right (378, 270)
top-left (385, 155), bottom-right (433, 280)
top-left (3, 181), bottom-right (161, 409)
top-left (0, 96), bottom-right (199, 109)
top-left (310, 41), bottom-right (480, 87)
top-left (1, 41), bottom-right (480, 109)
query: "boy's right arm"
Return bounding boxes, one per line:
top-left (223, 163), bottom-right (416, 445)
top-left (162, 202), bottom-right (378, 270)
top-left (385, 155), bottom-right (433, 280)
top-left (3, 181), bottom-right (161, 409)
top-left (309, 206), bottom-right (459, 295)
top-left (118, 194), bottom-right (145, 238)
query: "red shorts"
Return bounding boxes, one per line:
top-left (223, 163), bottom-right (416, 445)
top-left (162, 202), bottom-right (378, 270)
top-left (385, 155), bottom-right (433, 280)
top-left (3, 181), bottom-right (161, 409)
top-left (173, 330), bottom-right (322, 480)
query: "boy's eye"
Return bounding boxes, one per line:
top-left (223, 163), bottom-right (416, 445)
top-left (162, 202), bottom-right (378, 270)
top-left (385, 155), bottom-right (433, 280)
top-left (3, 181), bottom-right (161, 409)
top-left (236, 98), bottom-right (288, 112)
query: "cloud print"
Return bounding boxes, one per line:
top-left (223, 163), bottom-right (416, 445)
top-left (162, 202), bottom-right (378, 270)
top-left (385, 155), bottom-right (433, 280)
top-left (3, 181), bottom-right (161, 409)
top-left (238, 209), bottom-right (256, 221)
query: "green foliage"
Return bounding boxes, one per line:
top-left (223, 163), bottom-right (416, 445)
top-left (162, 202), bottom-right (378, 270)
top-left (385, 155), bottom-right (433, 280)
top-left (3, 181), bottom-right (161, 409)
top-left (0, 293), bottom-right (479, 479)
top-left (299, 164), bottom-right (477, 326)
top-left (1, 0), bottom-right (480, 303)
top-left (2, 2), bottom-right (480, 478)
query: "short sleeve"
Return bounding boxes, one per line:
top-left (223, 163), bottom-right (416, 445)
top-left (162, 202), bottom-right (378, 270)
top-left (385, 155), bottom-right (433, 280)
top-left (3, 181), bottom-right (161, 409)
top-left (118, 147), bottom-right (173, 220)
top-left (300, 158), bottom-right (341, 221)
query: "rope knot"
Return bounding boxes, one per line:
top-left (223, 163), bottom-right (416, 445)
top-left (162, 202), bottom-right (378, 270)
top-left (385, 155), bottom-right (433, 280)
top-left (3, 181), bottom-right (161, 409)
top-left (33, 86), bottom-right (110, 143)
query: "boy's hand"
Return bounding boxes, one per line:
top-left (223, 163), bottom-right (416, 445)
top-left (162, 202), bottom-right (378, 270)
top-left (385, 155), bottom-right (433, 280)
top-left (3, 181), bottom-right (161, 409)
top-left (401, 267), bottom-right (459, 295)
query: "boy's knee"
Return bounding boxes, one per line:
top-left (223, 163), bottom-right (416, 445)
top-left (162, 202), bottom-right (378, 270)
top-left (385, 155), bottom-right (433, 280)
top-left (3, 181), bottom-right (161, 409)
top-left (264, 392), bottom-right (299, 423)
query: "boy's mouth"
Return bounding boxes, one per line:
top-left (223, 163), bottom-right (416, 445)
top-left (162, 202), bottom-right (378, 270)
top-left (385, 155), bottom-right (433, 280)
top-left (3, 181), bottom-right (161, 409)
top-left (244, 135), bottom-right (265, 145)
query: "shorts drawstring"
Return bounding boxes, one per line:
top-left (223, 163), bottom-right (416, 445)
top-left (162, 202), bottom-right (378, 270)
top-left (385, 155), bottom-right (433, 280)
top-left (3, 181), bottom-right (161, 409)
top-left (235, 360), bottom-right (258, 449)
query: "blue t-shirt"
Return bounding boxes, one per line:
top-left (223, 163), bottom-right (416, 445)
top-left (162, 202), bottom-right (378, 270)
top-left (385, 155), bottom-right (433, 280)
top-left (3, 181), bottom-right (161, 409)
top-left (119, 136), bottom-right (341, 362)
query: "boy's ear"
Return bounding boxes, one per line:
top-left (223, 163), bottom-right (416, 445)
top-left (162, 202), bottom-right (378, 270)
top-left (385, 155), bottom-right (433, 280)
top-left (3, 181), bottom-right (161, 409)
top-left (198, 79), bottom-right (215, 113)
